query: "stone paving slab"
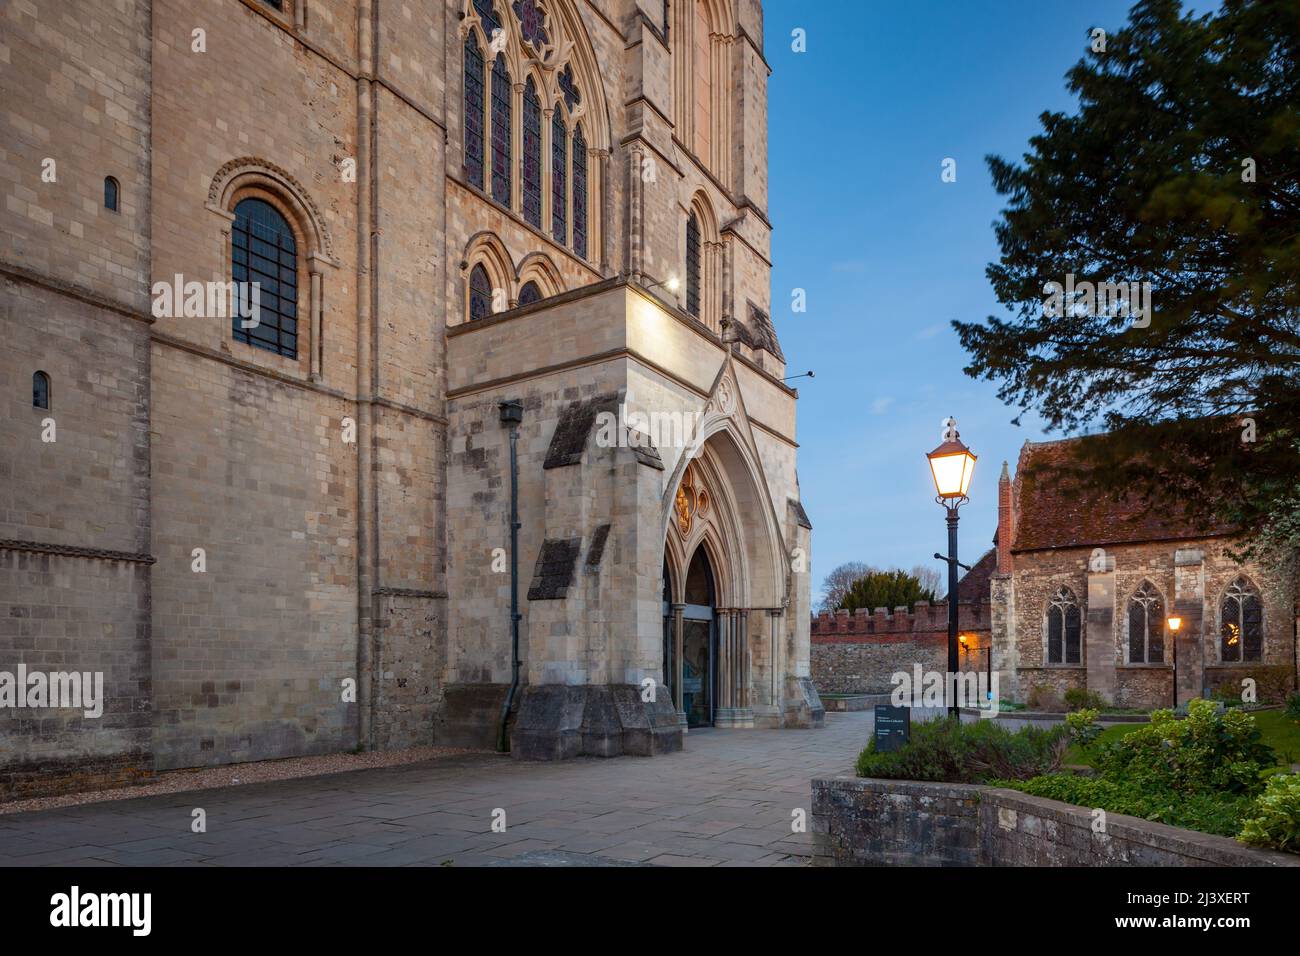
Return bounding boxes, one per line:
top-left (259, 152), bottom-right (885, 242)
top-left (0, 712), bottom-right (870, 867)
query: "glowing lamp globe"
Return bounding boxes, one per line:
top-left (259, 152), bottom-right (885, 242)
top-left (927, 420), bottom-right (977, 501)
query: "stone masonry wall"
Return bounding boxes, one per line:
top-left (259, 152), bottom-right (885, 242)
top-left (813, 777), bottom-right (1300, 868)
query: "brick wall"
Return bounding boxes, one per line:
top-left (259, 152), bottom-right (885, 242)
top-left (810, 602), bottom-right (992, 695)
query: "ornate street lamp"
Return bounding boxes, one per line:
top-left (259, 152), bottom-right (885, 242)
top-left (928, 418), bottom-right (977, 719)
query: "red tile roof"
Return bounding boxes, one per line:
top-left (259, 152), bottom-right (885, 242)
top-left (1010, 438), bottom-right (1232, 552)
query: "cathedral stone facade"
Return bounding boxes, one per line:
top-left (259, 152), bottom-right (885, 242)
top-left (0, 0), bottom-right (818, 796)
top-left (991, 441), bottom-right (1298, 711)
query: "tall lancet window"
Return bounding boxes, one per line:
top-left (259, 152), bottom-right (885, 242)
top-left (685, 211), bottom-right (701, 317)
top-left (490, 56), bottom-right (513, 205)
top-left (463, 35), bottom-right (485, 189)
top-left (572, 124), bottom-right (588, 259)
top-left (522, 78), bottom-right (543, 229)
top-left (551, 111), bottom-right (568, 244)
top-left (1127, 581), bottom-right (1165, 664)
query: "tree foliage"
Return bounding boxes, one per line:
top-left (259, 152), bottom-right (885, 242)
top-left (955, 0), bottom-right (1300, 557)
top-left (839, 569), bottom-right (937, 614)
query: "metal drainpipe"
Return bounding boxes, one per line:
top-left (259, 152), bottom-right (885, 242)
top-left (497, 400), bottom-right (523, 752)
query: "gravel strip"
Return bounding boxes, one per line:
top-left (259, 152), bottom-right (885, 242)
top-left (0, 745), bottom-right (485, 816)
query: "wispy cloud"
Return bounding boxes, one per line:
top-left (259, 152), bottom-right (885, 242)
top-left (871, 397), bottom-right (895, 415)
top-left (916, 322), bottom-right (946, 340)
top-left (830, 260), bottom-right (866, 274)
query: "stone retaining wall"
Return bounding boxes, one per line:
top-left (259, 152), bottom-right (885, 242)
top-left (812, 777), bottom-right (1300, 867)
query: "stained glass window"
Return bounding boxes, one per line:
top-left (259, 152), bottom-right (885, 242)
top-left (552, 112), bottom-right (567, 244)
top-left (572, 124), bottom-right (588, 259)
top-left (522, 78), bottom-right (543, 228)
top-left (519, 281), bottom-right (543, 306)
top-left (1046, 587), bottom-right (1081, 664)
top-left (463, 36), bottom-right (485, 189)
top-left (474, 0), bottom-right (501, 34)
top-left (104, 176), bottom-right (119, 212)
top-left (232, 198), bottom-right (298, 358)
top-left (558, 65), bottom-right (580, 112)
top-left (32, 371), bottom-right (50, 409)
top-left (513, 0), bottom-right (548, 48)
top-left (685, 211), bottom-right (700, 317)
top-left (1127, 581), bottom-right (1164, 664)
top-left (491, 57), bottom-right (512, 205)
top-left (469, 264), bottom-right (493, 321)
top-left (1221, 577), bottom-right (1263, 662)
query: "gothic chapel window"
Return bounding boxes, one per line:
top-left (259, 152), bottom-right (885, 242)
top-left (1046, 586), bottom-right (1081, 664)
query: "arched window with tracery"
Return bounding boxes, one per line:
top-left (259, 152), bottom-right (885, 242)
top-left (685, 211), bottom-right (701, 318)
top-left (463, 34), bottom-right (486, 189)
top-left (551, 110), bottom-right (567, 244)
top-left (1220, 577), bottom-right (1263, 662)
top-left (490, 56), bottom-right (513, 206)
top-left (572, 123), bottom-right (588, 259)
top-left (468, 263), bottom-right (493, 322)
top-left (1046, 586), bottom-right (1081, 664)
top-left (232, 197), bottom-right (298, 358)
top-left (1127, 581), bottom-right (1165, 664)
top-left (522, 78), bottom-right (543, 228)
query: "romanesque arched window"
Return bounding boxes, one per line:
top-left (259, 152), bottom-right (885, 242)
top-left (519, 281), bottom-right (543, 306)
top-left (468, 264), bottom-right (493, 322)
top-left (32, 371), bottom-right (50, 409)
top-left (572, 123), bottom-right (588, 259)
top-left (1220, 577), bottom-right (1263, 662)
top-left (1046, 586), bottom-right (1081, 664)
top-left (463, 34), bottom-right (486, 190)
top-left (551, 110), bottom-right (567, 244)
top-left (104, 176), bottom-right (119, 212)
top-left (490, 56), bottom-right (513, 206)
top-left (685, 210), bottom-right (701, 318)
top-left (522, 77), bottom-right (543, 229)
top-left (1126, 581), bottom-right (1165, 664)
top-left (232, 197), bottom-right (298, 358)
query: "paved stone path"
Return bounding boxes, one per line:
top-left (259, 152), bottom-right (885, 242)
top-left (0, 712), bottom-right (873, 867)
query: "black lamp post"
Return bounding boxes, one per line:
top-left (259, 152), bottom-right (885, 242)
top-left (927, 417), bottom-right (977, 720)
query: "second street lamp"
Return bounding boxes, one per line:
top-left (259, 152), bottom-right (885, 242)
top-left (928, 417), bottom-right (977, 719)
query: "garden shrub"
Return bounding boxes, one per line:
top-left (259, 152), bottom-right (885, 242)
top-left (1238, 773), bottom-right (1300, 853)
top-left (1002, 773), bottom-right (1251, 838)
top-left (1064, 687), bottom-right (1106, 712)
top-left (1208, 665), bottom-right (1294, 705)
top-left (1285, 692), bottom-right (1300, 723)
top-left (1092, 699), bottom-right (1275, 797)
top-left (1065, 708), bottom-right (1101, 749)
top-left (856, 717), bottom-right (1069, 784)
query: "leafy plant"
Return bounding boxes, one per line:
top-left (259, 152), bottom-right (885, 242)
top-left (856, 717), bottom-right (1069, 784)
top-left (1065, 708), bottom-right (1102, 750)
top-left (1285, 693), bottom-right (1300, 723)
top-left (1238, 774), bottom-right (1300, 853)
top-left (1003, 774), bottom-right (1251, 839)
top-left (1064, 687), bottom-right (1105, 712)
top-left (1093, 699), bottom-right (1276, 797)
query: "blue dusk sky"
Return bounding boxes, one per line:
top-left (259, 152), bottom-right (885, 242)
top-left (764, 0), bottom-right (1205, 600)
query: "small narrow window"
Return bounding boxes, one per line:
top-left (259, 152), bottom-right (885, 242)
top-left (572, 124), bottom-right (588, 259)
top-left (469, 264), bottom-right (493, 321)
top-left (104, 176), bottom-right (119, 212)
top-left (685, 211), bottom-right (701, 317)
top-left (490, 57), bottom-right (513, 206)
top-left (32, 371), bottom-right (50, 409)
top-left (518, 281), bottom-right (543, 306)
top-left (551, 112), bottom-right (568, 244)
top-left (522, 78), bottom-right (543, 228)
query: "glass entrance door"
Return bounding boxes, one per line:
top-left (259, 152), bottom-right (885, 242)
top-left (682, 615), bottom-right (714, 727)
